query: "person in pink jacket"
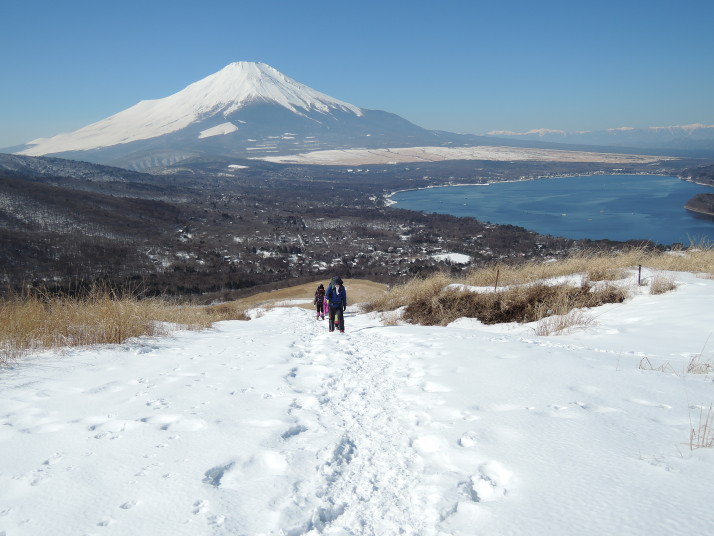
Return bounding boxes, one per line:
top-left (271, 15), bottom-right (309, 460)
top-left (314, 284), bottom-right (325, 320)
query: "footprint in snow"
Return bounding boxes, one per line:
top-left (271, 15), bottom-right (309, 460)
top-left (192, 499), bottom-right (209, 515)
top-left (42, 452), bottom-right (65, 466)
top-left (285, 367), bottom-right (298, 380)
top-left (208, 514), bottom-right (225, 527)
top-left (97, 517), bottom-right (117, 527)
top-left (145, 398), bottom-right (169, 409)
top-left (120, 500), bottom-right (137, 510)
top-left (630, 398), bottom-right (672, 409)
top-left (203, 463), bottom-right (234, 487)
top-left (281, 424), bottom-right (308, 440)
top-left (464, 461), bottom-right (512, 502)
top-left (458, 431), bottom-right (478, 448)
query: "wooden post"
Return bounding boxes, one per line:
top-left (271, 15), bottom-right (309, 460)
top-left (638, 265), bottom-right (642, 285)
top-left (494, 269), bottom-right (500, 291)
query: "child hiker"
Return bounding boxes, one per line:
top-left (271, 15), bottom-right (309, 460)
top-left (325, 276), bottom-right (347, 333)
top-left (314, 284), bottom-right (325, 320)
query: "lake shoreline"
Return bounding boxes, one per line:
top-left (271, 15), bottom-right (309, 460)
top-left (383, 171), bottom-right (677, 206)
top-left (684, 205), bottom-right (714, 217)
top-left (387, 174), bottom-right (714, 245)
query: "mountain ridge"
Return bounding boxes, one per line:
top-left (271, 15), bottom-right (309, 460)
top-left (487, 123), bottom-right (714, 154)
top-left (12, 62), bottom-right (454, 169)
top-left (8, 62), bottom-right (714, 170)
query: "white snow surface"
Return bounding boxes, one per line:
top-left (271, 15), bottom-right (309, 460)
top-left (18, 62), bottom-right (363, 156)
top-left (198, 122), bottom-right (239, 139)
top-left (432, 253), bottom-right (472, 264)
top-left (2, 270), bottom-right (714, 535)
top-left (258, 145), bottom-right (672, 166)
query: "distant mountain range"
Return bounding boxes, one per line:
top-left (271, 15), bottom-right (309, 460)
top-left (487, 124), bottom-right (714, 154)
top-left (7, 62), bottom-right (496, 170)
top-left (5, 62), bottom-right (714, 170)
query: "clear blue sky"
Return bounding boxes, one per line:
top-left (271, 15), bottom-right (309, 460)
top-left (2, 0), bottom-right (713, 148)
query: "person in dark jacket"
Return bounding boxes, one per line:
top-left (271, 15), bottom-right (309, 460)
top-left (314, 284), bottom-right (325, 320)
top-left (325, 276), bottom-right (347, 333)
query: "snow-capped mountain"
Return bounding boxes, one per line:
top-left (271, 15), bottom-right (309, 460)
top-left (487, 123), bottom-right (714, 154)
top-left (10, 62), bottom-right (475, 170)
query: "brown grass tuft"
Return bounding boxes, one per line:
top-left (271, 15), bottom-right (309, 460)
top-left (400, 282), bottom-right (626, 327)
top-left (649, 273), bottom-right (678, 295)
top-left (362, 273), bottom-right (452, 314)
top-left (534, 309), bottom-right (595, 336)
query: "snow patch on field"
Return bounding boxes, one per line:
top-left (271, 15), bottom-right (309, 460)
top-left (256, 145), bottom-right (673, 166)
top-left (198, 122), bottom-right (239, 139)
top-left (432, 252), bottom-right (472, 264)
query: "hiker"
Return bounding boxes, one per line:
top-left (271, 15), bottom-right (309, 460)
top-left (314, 284), bottom-right (325, 320)
top-left (325, 276), bottom-right (347, 333)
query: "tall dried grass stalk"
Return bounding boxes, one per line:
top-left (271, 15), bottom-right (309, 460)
top-left (686, 335), bottom-right (713, 375)
top-left (690, 404), bottom-right (714, 450)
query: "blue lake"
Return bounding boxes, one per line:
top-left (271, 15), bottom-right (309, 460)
top-left (390, 175), bottom-right (714, 245)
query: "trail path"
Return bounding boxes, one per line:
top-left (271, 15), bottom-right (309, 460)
top-left (215, 309), bottom-right (488, 535)
top-left (276, 313), bottom-right (465, 534)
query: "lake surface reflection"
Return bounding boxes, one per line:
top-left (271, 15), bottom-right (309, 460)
top-left (390, 175), bottom-right (714, 245)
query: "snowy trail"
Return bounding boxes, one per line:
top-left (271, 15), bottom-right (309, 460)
top-left (2, 272), bottom-right (714, 536)
top-left (245, 311), bottom-right (472, 534)
top-left (281, 318), bottom-right (442, 534)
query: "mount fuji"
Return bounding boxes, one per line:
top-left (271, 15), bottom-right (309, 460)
top-left (10, 62), bottom-right (485, 171)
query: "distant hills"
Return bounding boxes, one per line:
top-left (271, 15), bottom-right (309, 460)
top-left (487, 124), bottom-right (714, 156)
top-left (5, 62), bottom-right (714, 171)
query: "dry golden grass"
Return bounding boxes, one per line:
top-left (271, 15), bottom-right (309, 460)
top-left (649, 273), bottom-right (678, 295)
top-left (0, 279), bottom-right (385, 363)
top-left (363, 273), bottom-right (451, 314)
top-left (365, 247), bottom-right (713, 330)
top-left (0, 288), bottom-right (248, 364)
top-left (380, 310), bottom-right (403, 326)
top-left (462, 247), bottom-right (714, 289)
top-left (533, 309), bottom-right (595, 336)
top-left (397, 282), bottom-right (626, 327)
top-left (230, 278), bottom-right (388, 311)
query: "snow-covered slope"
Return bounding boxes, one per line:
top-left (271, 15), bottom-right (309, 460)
top-left (2, 268), bottom-right (714, 535)
top-left (12, 62), bottom-right (462, 170)
top-left (17, 62), bottom-right (362, 156)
